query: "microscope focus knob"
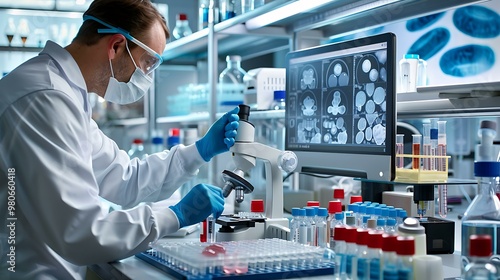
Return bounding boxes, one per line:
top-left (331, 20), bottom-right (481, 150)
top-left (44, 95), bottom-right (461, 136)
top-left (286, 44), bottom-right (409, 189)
top-left (279, 151), bottom-right (298, 173)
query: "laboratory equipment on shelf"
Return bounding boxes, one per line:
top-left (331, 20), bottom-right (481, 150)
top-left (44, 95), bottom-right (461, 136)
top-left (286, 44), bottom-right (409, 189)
top-left (128, 138), bottom-right (146, 159)
top-left (242, 68), bottom-right (286, 110)
top-left (218, 104), bottom-right (298, 241)
top-left (219, 0), bottom-right (236, 21)
top-left (172, 13), bottom-right (193, 39)
top-left (219, 55), bottom-right (247, 112)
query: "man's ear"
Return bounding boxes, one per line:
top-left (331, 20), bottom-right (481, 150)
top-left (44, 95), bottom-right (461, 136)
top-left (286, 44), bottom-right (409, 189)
top-left (107, 34), bottom-right (126, 60)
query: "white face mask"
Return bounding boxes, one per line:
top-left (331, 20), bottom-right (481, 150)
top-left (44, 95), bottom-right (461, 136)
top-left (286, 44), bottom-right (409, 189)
top-left (103, 42), bottom-right (153, 105)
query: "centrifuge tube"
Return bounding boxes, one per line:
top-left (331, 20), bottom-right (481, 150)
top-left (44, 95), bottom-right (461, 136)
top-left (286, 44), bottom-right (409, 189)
top-left (437, 120), bottom-right (447, 218)
top-left (422, 123), bottom-right (431, 170)
top-left (396, 134), bottom-right (404, 168)
top-left (412, 134), bottom-right (421, 170)
top-left (430, 119), bottom-right (438, 170)
top-left (206, 214), bottom-right (216, 243)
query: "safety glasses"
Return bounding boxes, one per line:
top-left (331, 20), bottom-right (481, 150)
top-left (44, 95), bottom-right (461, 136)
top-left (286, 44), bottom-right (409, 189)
top-left (83, 15), bottom-right (163, 75)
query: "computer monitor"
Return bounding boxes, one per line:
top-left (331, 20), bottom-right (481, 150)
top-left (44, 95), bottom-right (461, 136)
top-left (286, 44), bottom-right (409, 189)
top-left (285, 32), bottom-right (396, 181)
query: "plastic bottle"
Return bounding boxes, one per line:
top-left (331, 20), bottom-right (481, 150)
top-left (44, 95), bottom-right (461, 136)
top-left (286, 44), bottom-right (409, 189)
top-left (327, 200), bottom-right (342, 243)
top-left (289, 207), bottom-right (301, 242)
top-left (128, 138), bottom-right (146, 159)
top-left (218, 55), bottom-right (246, 112)
top-left (333, 226), bottom-right (347, 280)
top-left (172, 13), bottom-right (193, 39)
top-left (356, 229), bottom-right (370, 280)
top-left (375, 219), bottom-right (385, 232)
top-left (396, 236), bottom-right (415, 280)
top-left (345, 226), bottom-right (359, 279)
top-left (397, 217), bottom-right (427, 256)
top-left (385, 218), bottom-right (397, 234)
top-left (316, 207), bottom-right (329, 248)
top-left (270, 90), bottom-right (286, 110)
top-left (150, 136), bottom-right (165, 153)
top-left (461, 161), bottom-right (500, 272)
top-left (381, 233), bottom-right (398, 280)
top-left (462, 235), bottom-right (497, 280)
top-left (366, 231), bottom-right (383, 280)
top-left (198, 0), bottom-right (210, 30)
top-left (304, 207), bottom-right (317, 246)
top-left (167, 128), bottom-right (181, 149)
top-left (219, 0), bottom-right (236, 21)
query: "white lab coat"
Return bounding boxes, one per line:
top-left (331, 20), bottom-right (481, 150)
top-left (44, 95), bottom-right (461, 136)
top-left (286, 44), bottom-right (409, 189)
top-left (0, 41), bottom-right (206, 279)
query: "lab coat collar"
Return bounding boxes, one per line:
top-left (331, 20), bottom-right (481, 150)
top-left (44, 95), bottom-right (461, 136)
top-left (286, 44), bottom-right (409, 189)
top-left (40, 41), bottom-right (88, 94)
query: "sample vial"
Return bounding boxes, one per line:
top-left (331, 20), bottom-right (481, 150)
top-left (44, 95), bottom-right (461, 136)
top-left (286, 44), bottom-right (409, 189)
top-left (412, 134), bottom-right (421, 170)
top-left (396, 236), bottom-right (415, 280)
top-left (422, 123), bottom-right (431, 170)
top-left (396, 134), bottom-right (404, 168)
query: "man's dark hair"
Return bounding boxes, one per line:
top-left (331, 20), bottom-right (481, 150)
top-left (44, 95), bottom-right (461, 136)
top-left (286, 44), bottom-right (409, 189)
top-left (74, 0), bottom-right (169, 48)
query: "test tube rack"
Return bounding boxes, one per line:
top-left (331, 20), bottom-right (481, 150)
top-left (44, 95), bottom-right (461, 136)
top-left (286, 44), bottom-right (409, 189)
top-left (395, 154), bottom-right (450, 183)
top-left (136, 238), bottom-right (335, 279)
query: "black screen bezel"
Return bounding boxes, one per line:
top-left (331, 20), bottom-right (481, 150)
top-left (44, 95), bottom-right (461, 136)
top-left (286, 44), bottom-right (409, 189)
top-left (285, 32), bottom-right (396, 159)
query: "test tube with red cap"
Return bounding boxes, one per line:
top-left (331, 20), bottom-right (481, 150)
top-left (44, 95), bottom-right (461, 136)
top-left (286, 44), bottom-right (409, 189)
top-left (334, 188), bottom-right (345, 211)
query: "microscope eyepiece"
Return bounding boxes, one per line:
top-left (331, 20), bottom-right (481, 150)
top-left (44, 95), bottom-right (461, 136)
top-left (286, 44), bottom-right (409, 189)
top-left (238, 104), bottom-right (251, 122)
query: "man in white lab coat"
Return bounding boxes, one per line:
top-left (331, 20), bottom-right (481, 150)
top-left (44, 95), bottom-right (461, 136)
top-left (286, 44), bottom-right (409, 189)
top-left (0, 0), bottom-right (239, 279)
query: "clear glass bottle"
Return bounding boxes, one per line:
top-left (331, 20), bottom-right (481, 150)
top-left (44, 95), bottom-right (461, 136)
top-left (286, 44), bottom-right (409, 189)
top-left (219, 0), bottom-right (236, 21)
top-left (218, 55), bottom-right (246, 112)
top-left (128, 138), bottom-right (146, 159)
top-left (461, 161), bottom-right (500, 273)
top-left (172, 13), bottom-right (193, 40)
top-left (270, 90), bottom-right (286, 110)
top-left (462, 235), bottom-right (497, 280)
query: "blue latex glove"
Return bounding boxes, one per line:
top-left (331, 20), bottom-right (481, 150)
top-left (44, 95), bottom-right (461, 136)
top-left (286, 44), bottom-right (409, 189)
top-left (196, 106), bottom-right (239, 162)
top-left (169, 184), bottom-right (225, 228)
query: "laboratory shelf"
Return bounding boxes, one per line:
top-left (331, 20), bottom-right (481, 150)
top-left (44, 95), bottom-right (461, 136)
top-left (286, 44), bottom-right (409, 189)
top-left (156, 109), bottom-right (285, 125)
top-left (105, 118), bottom-right (148, 127)
top-left (0, 46), bottom-right (43, 52)
top-left (160, 0), bottom-right (485, 64)
top-left (397, 81), bottom-right (500, 118)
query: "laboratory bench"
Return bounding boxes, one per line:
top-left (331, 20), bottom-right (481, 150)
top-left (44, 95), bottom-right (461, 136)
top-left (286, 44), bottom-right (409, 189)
top-left (87, 200), bottom-right (469, 280)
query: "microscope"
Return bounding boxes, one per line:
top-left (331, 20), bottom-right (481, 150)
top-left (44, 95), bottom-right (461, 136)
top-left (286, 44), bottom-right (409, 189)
top-left (216, 104), bottom-right (298, 241)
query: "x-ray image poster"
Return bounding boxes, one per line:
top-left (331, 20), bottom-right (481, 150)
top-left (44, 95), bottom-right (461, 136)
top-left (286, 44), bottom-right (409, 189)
top-left (327, 1), bottom-right (500, 90)
top-left (287, 45), bottom-right (388, 149)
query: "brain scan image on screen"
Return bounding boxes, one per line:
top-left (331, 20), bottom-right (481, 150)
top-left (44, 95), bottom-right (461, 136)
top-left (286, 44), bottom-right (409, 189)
top-left (285, 33), bottom-right (395, 181)
top-left (301, 95), bottom-right (318, 116)
top-left (297, 118), bottom-right (321, 143)
top-left (295, 92), bottom-right (321, 143)
top-left (352, 51), bottom-right (388, 145)
top-left (322, 90), bottom-right (350, 144)
top-left (300, 66), bottom-right (318, 90)
top-left (326, 59), bottom-right (350, 88)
